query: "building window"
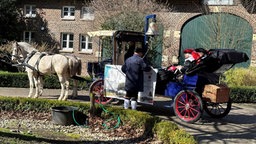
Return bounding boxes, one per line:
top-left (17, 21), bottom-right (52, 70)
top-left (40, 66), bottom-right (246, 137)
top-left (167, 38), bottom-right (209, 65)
top-left (80, 34), bottom-right (92, 53)
top-left (62, 6), bottom-right (75, 20)
top-left (203, 0), bottom-right (234, 5)
top-left (23, 31), bottom-right (35, 43)
top-left (24, 5), bottom-right (36, 18)
top-left (81, 7), bottom-right (94, 20)
top-left (61, 33), bottom-right (74, 50)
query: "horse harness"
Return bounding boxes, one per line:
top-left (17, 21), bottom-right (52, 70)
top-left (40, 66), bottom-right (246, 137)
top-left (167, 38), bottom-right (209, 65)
top-left (22, 50), bottom-right (47, 74)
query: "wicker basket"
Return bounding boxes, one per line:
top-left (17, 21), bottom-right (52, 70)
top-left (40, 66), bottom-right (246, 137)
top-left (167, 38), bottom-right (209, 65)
top-left (202, 84), bottom-right (230, 103)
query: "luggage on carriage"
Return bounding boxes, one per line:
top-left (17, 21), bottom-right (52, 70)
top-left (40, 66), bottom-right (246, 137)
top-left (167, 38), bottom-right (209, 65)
top-left (202, 84), bottom-right (230, 103)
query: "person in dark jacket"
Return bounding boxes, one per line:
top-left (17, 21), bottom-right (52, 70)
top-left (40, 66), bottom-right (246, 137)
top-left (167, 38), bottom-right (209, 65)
top-left (121, 47), bottom-right (151, 110)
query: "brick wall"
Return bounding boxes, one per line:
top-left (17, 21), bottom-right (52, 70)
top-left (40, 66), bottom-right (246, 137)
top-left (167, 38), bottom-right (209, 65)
top-left (17, 0), bottom-right (256, 76)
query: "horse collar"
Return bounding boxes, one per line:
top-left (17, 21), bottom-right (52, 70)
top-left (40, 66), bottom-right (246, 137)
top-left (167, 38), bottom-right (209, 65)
top-left (35, 53), bottom-right (47, 72)
top-left (24, 50), bottom-right (37, 64)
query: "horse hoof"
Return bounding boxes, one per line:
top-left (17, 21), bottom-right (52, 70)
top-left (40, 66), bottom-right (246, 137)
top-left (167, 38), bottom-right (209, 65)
top-left (70, 96), bottom-right (76, 99)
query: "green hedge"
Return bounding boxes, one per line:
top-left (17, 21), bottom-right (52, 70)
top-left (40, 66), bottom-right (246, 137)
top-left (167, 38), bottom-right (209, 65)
top-left (229, 86), bottom-right (256, 103)
top-left (0, 71), bottom-right (91, 90)
top-left (223, 67), bottom-right (256, 87)
top-left (221, 67), bottom-right (256, 103)
top-left (0, 96), bottom-right (197, 143)
top-left (0, 72), bottom-right (29, 87)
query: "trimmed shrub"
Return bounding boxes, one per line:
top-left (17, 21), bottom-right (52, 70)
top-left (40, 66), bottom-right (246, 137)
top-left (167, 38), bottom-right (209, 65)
top-left (169, 129), bottom-right (197, 144)
top-left (0, 71), bottom-right (91, 90)
top-left (43, 75), bottom-right (61, 89)
top-left (153, 120), bottom-right (196, 144)
top-left (0, 96), bottom-right (90, 112)
top-left (153, 120), bottom-right (179, 143)
top-left (0, 72), bottom-right (28, 87)
top-left (230, 86), bottom-right (256, 103)
top-left (223, 67), bottom-right (256, 87)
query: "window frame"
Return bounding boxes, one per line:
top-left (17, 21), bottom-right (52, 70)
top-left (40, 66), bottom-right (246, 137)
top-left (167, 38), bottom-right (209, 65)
top-left (62, 6), bottom-right (75, 20)
top-left (23, 31), bottom-right (35, 43)
top-left (81, 7), bottom-right (95, 20)
top-left (24, 5), bottom-right (36, 18)
top-left (203, 0), bottom-right (234, 5)
top-left (80, 34), bottom-right (93, 53)
top-left (61, 33), bottom-right (74, 51)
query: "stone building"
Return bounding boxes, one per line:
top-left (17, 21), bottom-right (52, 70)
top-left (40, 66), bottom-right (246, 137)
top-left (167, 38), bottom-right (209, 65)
top-left (15, 0), bottom-right (256, 76)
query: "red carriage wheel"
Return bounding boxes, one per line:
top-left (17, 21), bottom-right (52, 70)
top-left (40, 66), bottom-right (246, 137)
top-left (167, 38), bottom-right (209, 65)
top-left (90, 79), bottom-right (112, 105)
top-left (173, 90), bottom-right (203, 123)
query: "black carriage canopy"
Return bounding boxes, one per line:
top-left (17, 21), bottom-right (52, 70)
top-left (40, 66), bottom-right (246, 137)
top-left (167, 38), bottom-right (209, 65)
top-left (186, 49), bottom-right (249, 75)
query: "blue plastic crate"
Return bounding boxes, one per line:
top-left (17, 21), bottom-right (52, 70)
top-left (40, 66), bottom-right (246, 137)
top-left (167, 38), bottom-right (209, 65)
top-left (183, 74), bottom-right (198, 88)
top-left (165, 82), bottom-right (182, 99)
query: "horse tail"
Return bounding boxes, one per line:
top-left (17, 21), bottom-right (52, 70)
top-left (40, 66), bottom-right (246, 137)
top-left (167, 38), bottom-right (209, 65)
top-left (76, 58), bottom-right (82, 75)
top-left (68, 57), bottom-right (74, 77)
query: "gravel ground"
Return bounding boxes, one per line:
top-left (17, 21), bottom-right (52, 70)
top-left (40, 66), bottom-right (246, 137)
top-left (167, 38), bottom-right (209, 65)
top-left (0, 111), bottom-right (156, 144)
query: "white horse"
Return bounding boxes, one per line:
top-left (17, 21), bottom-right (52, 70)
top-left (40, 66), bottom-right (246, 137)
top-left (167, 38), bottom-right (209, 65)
top-left (11, 41), bottom-right (79, 101)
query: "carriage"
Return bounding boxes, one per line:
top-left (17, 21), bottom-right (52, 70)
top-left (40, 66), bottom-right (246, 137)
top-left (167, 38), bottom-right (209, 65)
top-left (87, 14), bottom-right (249, 123)
top-left (90, 36), bottom-right (249, 123)
top-left (157, 49), bottom-right (249, 123)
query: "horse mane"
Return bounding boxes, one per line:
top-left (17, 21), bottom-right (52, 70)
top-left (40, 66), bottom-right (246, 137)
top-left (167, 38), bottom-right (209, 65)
top-left (17, 42), bottom-right (38, 53)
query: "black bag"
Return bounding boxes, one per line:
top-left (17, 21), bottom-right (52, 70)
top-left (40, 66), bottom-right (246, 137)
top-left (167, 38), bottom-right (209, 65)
top-left (156, 68), bottom-right (175, 95)
top-left (158, 69), bottom-right (174, 81)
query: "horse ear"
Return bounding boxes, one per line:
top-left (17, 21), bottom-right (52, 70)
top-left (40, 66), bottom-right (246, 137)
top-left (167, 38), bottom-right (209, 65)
top-left (12, 41), bottom-right (16, 46)
top-left (14, 41), bottom-right (18, 46)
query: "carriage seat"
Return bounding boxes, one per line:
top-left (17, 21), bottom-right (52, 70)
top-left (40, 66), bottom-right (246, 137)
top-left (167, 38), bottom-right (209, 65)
top-left (164, 74), bottom-right (198, 99)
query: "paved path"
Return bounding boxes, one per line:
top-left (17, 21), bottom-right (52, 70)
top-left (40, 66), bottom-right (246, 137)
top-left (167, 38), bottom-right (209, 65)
top-left (0, 87), bottom-right (255, 144)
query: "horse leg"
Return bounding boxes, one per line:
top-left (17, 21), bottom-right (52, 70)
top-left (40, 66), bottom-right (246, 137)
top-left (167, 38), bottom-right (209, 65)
top-left (57, 76), bottom-right (66, 100)
top-left (27, 72), bottom-right (34, 98)
top-left (62, 78), bottom-right (70, 101)
top-left (33, 76), bottom-right (40, 98)
top-left (71, 79), bottom-right (78, 99)
top-left (38, 76), bottom-right (44, 96)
